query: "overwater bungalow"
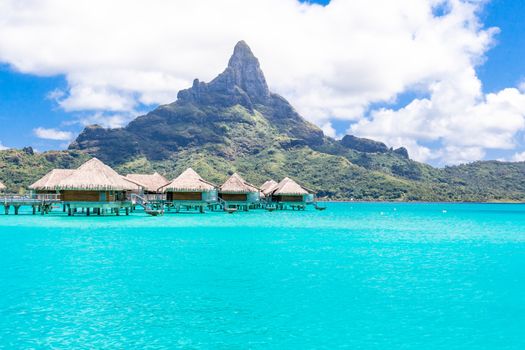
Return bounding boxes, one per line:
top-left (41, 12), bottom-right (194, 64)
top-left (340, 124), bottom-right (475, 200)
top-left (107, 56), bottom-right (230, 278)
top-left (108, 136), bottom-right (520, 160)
top-left (29, 169), bottom-right (75, 200)
top-left (160, 168), bottom-right (217, 213)
top-left (260, 179), bottom-right (278, 199)
top-left (30, 158), bottom-right (139, 216)
top-left (219, 173), bottom-right (260, 211)
top-left (58, 158), bottom-right (138, 215)
top-left (268, 177), bottom-right (314, 210)
top-left (125, 172), bottom-right (170, 201)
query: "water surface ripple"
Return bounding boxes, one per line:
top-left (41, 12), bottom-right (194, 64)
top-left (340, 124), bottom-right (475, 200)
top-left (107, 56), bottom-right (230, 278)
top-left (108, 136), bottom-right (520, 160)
top-left (1, 203), bottom-right (524, 349)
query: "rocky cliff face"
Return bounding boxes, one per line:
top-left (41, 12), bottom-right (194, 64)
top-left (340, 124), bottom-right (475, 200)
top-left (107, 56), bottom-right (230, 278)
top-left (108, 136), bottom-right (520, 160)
top-left (339, 135), bottom-right (410, 159)
top-left (340, 135), bottom-right (390, 153)
top-left (178, 40), bottom-right (271, 107)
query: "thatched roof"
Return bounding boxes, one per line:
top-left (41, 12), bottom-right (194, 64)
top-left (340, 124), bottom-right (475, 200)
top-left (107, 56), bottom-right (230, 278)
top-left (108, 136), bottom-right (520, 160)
top-left (0, 181), bottom-right (5, 190)
top-left (161, 168), bottom-right (216, 192)
top-left (260, 179), bottom-right (278, 195)
top-left (220, 173), bottom-right (259, 194)
top-left (29, 169), bottom-right (76, 190)
top-left (125, 172), bottom-right (169, 192)
top-left (272, 177), bottom-right (309, 196)
top-left (55, 158), bottom-right (138, 191)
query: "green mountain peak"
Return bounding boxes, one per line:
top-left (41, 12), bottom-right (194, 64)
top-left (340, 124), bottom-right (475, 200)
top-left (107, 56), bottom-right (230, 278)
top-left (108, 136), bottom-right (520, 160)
top-left (69, 41), bottom-right (325, 163)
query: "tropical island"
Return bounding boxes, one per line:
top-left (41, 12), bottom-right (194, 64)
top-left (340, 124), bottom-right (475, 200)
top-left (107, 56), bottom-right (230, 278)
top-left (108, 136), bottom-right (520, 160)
top-left (2, 1), bottom-right (525, 348)
top-left (1, 41), bottom-right (524, 202)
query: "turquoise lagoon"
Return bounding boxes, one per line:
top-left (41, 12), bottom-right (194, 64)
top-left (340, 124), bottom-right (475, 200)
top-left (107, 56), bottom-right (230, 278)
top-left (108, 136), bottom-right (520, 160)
top-left (0, 203), bottom-right (524, 349)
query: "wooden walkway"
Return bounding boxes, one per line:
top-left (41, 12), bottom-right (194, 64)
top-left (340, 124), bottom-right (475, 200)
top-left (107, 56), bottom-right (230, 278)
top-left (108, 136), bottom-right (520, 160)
top-left (0, 196), bottom-right (59, 215)
top-left (1, 194), bottom-right (325, 216)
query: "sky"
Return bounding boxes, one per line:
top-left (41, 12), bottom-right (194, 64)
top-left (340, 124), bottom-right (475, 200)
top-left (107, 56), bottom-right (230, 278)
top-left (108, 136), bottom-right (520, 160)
top-left (0, 0), bottom-right (524, 166)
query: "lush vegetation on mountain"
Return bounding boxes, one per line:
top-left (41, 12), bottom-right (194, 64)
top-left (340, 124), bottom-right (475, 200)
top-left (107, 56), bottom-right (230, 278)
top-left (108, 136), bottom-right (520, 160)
top-left (0, 148), bottom-right (89, 193)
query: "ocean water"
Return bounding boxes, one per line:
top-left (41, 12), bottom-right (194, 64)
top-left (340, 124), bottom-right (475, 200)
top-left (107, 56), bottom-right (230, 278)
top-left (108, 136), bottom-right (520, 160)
top-left (0, 202), bottom-right (524, 349)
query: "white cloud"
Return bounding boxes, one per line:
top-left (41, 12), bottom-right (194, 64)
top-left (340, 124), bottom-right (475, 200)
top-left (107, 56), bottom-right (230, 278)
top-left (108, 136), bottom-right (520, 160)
top-left (440, 146), bottom-right (486, 165)
top-left (33, 127), bottom-right (73, 141)
top-left (72, 111), bottom-right (140, 129)
top-left (46, 88), bottom-right (65, 101)
top-left (519, 81), bottom-right (525, 93)
top-left (320, 121), bottom-right (337, 138)
top-left (350, 70), bottom-right (525, 164)
top-left (57, 86), bottom-right (136, 112)
top-left (511, 151), bottom-right (525, 162)
top-left (0, 0), bottom-right (524, 164)
top-left (0, 142), bottom-right (8, 150)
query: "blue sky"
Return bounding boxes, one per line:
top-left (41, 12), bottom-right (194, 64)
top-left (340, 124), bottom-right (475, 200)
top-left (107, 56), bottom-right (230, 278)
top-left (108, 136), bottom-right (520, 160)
top-left (0, 0), bottom-right (524, 165)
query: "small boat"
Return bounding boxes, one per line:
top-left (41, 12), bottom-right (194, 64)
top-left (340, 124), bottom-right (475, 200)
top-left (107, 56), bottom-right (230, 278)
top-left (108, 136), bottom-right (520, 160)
top-left (225, 208), bottom-right (237, 214)
top-left (315, 205), bottom-right (327, 211)
top-left (146, 209), bottom-right (164, 216)
top-left (266, 206), bottom-right (277, 212)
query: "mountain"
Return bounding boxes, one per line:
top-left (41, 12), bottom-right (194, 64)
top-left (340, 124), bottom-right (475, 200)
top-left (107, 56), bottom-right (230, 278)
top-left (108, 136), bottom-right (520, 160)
top-left (69, 41), bottom-right (324, 163)
top-left (2, 41), bottom-right (524, 201)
